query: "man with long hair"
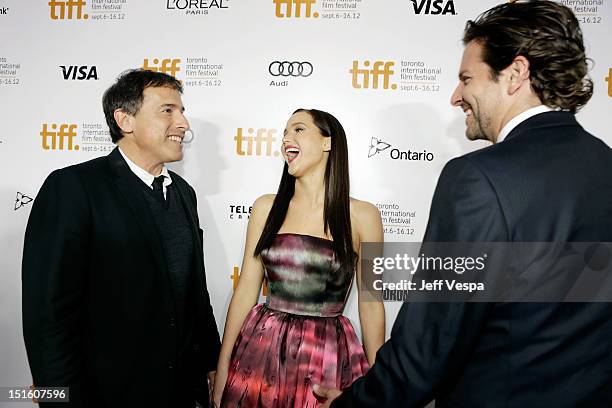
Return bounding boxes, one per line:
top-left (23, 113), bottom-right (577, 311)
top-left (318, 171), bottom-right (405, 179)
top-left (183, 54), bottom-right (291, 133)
top-left (317, 1), bottom-right (612, 406)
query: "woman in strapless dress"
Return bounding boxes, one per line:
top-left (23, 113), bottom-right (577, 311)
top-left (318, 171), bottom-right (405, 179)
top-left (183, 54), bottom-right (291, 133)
top-left (213, 109), bottom-right (385, 407)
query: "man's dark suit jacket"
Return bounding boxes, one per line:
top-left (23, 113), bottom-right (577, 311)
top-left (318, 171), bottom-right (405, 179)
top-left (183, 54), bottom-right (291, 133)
top-left (22, 148), bottom-right (221, 407)
top-left (333, 112), bottom-right (612, 407)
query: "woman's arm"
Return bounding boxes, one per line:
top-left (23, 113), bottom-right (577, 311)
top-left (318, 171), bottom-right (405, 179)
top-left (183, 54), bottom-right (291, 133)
top-left (353, 201), bottom-right (386, 366)
top-left (213, 194), bottom-right (274, 404)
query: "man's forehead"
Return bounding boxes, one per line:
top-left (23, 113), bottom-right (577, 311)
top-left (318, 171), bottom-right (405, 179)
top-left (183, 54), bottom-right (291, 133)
top-left (462, 41), bottom-right (485, 62)
top-left (143, 86), bottom-right (183, 104)
top-left (459, 41), bottom-right (487, 71)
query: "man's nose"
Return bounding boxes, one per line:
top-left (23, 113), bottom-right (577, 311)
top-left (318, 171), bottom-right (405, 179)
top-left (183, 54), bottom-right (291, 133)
top-left (450, 83), bottom-right (463, 107)
top-left (176, 111), bottom-right (190, 131)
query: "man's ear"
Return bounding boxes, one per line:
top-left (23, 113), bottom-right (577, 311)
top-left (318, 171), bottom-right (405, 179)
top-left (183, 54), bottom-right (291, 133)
top-left (322, 137), bottom-right (331, 152)
top-left (113, 109), bottom-right (134, 135)
top-left (506, 55), bottom-right (531, 95)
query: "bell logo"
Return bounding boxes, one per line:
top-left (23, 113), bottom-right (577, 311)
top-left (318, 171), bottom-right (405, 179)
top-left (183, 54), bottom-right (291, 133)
top-left (49, 0), bottom-right (89, 20)
top-left (274, 0), bottom-right (319, 18)
top-left (40, 124), bottom-right (79, 151)
top-left (350, 61), bottom-right (397, 90)
top-left (229, 205), bottom-right (252, 220)
top-left (606, 68), bottom-right (612, 97)
top-left (410, 0), bottom-right (456, 15)
top-left (231, 266), bottom-right (268, 296)
top-left (60, 65), bottom-right (98, 80)
top-left (142, 59), bottom-right (181, 78)
top-left (234, 128), bottom-right (279, 157)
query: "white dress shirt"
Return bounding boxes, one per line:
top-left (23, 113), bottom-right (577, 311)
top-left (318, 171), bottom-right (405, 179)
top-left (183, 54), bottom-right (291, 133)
top-left (497, 105), bottom-right (553, 143)
top-left (118, 147), bottom-right (172, 199)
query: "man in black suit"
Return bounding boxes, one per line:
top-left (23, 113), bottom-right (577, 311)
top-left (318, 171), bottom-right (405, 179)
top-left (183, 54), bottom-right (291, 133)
top-left (316, 1), bottom-right (612, 406)
top-left (22, 69), bottom-right (221, 407)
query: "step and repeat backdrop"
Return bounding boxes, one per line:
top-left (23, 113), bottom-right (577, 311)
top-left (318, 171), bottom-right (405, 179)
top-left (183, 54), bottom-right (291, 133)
top-left (1, 0), bottom-right (610, 399)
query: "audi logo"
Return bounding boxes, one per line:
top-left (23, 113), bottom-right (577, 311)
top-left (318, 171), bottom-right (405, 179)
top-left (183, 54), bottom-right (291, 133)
top-left (268, 61), bottom-right (314, 77)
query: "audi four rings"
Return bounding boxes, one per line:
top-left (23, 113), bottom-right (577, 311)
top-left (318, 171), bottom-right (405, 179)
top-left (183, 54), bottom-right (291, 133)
top-left (268, 61), bottom-right (314, 77)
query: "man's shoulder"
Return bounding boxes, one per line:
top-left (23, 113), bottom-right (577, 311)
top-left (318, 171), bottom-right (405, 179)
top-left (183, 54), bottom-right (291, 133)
top-left (461, 140), bottom-right (508, 162)
top-left (168, 170), bottom-right (193, 191)
top-left (48, 154), bottom-right (109, 181)
top-left (457, 135), bottom-right (532, 176)
top-left (168, 170), bottom-right (197, 204)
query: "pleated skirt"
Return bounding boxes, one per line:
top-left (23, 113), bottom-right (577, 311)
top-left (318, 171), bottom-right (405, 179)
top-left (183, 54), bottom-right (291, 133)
top-left (221, 304), bottom-right (369, 407)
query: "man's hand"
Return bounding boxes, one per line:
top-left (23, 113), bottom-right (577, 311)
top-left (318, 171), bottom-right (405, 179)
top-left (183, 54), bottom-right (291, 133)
top-left (313, 384), bottom-right (342, 408)
top-left (207, 371), bottom-right (216, 406)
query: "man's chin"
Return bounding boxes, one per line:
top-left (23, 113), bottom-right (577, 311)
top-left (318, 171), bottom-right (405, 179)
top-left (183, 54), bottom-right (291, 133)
top-left (465, 129), bottom-right (489, 142)
top-left (166, 152), bottom-right (184, 163)
top-left (465, 130), bottom-right (480, 141)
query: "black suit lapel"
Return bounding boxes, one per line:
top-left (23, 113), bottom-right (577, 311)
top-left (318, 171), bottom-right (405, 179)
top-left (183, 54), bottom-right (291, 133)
top-left (107, 148), bottom-right (170, 284)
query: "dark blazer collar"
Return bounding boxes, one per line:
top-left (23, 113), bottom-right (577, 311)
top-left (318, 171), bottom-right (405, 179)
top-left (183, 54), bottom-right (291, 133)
top-left (108, 146), bottom-right (138, 180)
top-left (506, 111), bottom-right (579, 142)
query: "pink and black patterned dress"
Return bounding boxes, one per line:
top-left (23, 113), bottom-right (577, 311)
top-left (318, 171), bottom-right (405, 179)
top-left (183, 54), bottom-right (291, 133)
top-left (221, 233), bottom-right (369, 407)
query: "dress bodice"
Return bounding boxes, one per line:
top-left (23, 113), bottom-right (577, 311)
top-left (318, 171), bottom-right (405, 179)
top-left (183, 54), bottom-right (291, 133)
top-left (261, 233), bottom-right (353, 317)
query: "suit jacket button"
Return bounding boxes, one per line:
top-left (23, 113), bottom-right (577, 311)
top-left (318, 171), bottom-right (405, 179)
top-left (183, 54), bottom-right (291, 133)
top-left (169, 318), bottom-right (176, 327)
top-left (168, 361), bottom-right (175, 369)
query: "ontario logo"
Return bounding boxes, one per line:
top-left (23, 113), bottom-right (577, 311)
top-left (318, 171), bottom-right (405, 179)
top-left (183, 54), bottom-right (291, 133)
top-left (15, 192), bottom-right (34, 211)
top-left (274, 0), bottom-right (318, 18)
top-left (350, 61), bottom-right (397, 90)
top-left (410, 0), bottom-right (456, 15)
top-left (368, 138), bottom-right (434, 162)
top-left (368, 137), bottom-right (391, 158)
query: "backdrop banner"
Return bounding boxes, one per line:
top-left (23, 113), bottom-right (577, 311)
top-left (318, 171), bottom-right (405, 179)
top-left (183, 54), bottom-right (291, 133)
top-left (1, 1), bottom-right (610, 401)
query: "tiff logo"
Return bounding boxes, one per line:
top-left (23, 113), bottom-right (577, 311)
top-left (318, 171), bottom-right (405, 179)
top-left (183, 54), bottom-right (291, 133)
top-left (350, 61), bottom-right (397, 90)
top-left (234, 128), bottom-right (279, 157)
top-left (40, 124), bottom-right (79, 151)
top-left (60, 65), bottom-right (98, 80)
top-left (410, 0), bottom-right (456, 15)
top-left (606, 68), bottom-right (612, 97)
top-left (49, 0), bottom-right (89, 20)
top-left (231, 266), bottom-right (268, 296)
top-left (274, 0), bottom-right (318, 18)
top-left (143, 58), bottom-right (181, 77)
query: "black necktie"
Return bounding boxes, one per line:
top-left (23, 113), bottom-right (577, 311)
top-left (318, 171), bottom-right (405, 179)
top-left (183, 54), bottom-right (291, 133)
top-left (152, 175), bottom-right (165, 202)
